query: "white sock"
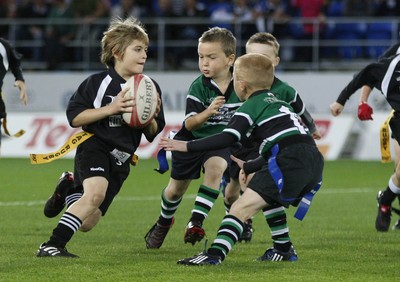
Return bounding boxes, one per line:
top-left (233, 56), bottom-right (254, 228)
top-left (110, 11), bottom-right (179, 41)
top-left (388, 177), bottom-right (400, 195)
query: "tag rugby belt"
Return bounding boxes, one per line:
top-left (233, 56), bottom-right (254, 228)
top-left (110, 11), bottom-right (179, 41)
top-left (380, 110), bottom-right (394, 163)
top-left (267, 134), bottom-right (321, 221)
top-left (30, 131), bottom-right (138, 166)
top-left (1, 117), bottom-right (25, 138)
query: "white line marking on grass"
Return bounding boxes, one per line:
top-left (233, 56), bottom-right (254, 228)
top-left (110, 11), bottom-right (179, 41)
top-left (0, 194), bottom-right (197, 207)
top-left (0, 200), bottom-right (46, 206)
top-left (320, 188), bottom-right (373, 194)
top-left (0, 188), bottom-right (375, 207)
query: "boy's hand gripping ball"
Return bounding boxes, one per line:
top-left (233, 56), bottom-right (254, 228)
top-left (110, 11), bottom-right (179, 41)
top-left (123, 74), bottom-right (158, 128)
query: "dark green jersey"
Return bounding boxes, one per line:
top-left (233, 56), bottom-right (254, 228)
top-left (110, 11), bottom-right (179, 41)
top-left (222, 90), bottom-right (309, 157)
top-left (271, 77), bottom-right (316, 134)
top-left (271, 77), bottom-right (299, 108)
top-left (184, 74), bottom-right (243, 139)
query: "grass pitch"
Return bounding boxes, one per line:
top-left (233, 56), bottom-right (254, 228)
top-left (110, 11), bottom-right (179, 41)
top-left (0, 158), bottom-right (398, 281)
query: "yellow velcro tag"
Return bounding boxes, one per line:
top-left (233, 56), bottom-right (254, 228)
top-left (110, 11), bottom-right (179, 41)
top-left (30, 131), bottom-right (94, 164)
top-left (380, 110), bottom-right (394, 163)
top-left (130, 154), bottom-right (139, 166)
top-left (2, 117), bottom-right (25, 137)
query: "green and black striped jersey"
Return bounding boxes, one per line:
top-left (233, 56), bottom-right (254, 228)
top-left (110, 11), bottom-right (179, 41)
top-left (271, 77), bottom-right (298, 106)
top-left (223, 90), bottom-right (308, 157)
top-left (271, 76), bottom-right (316, 134)
top-left (184, 74), bottom-right (243, 139)
top-left (187, 89), bottom-right (309, 159)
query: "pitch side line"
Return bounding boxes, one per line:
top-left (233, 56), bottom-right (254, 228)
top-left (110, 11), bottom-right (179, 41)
top-left (0, 188), bottom-right (374, 207)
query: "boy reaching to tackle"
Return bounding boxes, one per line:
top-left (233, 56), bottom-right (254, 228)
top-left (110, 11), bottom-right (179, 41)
top-left (160, 53), bottom-right (324, 265)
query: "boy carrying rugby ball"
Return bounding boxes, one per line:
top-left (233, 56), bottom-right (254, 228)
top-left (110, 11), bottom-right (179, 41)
top-left (36, 17), bottom-right (165, 258)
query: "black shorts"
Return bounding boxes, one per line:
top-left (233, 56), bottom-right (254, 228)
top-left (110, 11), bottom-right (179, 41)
top-left (228, 146), bottom-right (260, 181)
top-left (74, 137), bottom-right (130, 215)
top-left (171, 148), bottom-right (231, 180)
top-left (0, 92), bottom-right (6, 119)
top-left (248, 143), bottom-right (324, 208)
top-left (389, 112), bottom-right (400, 143)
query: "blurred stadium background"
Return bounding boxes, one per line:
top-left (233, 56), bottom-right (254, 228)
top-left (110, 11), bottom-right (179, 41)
top-left (1, 0), bottom-right (398, 161)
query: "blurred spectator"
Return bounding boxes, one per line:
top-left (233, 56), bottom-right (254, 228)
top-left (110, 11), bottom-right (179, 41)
top-left (149, 0), bottom-right (180, 69)
top-left (151, 0), bottom-right (186, 15)
top-left (71, 0), bottom-right (111, 21)
top-left (71, 0), bottom-right (111, 37)
top-left (16, 0), bottom-right (51, 61)
top-left (343, 0), bottom-right (374, 16)
top-left (291, 0), bottom-right (328, 62)
top-left (171, 0), bottom-right (186, 15)
top-left (71, 0), bottom-right (111, 63)
top-left (208, 0), bottom-right (234, 30)
top-left (373, 0), bottom-right (400, 16)
top-left (179, 0), bottom-right (207, 40)
top-left (253, 0), bottom-right (292, 38)
top-left (234, 0), bottom-right (254, 22)
top-left (176, 0), bottom-right (208, 65)
top-left (325, 0), bottom-right (344, 17)
top-left (110, 0), bottom-right (145, 19)
top-left (253, 0), bottom-right (294, 61)
top-left (150, 0), bottom-right (177, 19)
top-left (182, 0), bottom-right (207, 18)
top-left (233, 0), bottom-right (258, 39)
top-left (44, 0), bottom-right (75, 70)
top-left (0, 0), bottom-right (17, 38)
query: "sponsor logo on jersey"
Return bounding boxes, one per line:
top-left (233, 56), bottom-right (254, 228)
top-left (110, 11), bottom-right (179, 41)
top-left (109, 115), bottom-right (123, 127)
top-left (90, 167), bottom-right (105, 172)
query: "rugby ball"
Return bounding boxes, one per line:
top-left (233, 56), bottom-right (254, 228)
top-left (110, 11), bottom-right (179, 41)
top-left (122, 74), bottom-right (158, 128)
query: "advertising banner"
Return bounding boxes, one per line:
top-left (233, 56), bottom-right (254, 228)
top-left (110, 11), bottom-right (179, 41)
top-left (2, 112), bottom-right (355, 160)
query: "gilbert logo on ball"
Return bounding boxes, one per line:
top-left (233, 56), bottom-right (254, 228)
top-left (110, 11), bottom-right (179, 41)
top-left (122, 74), bottom-right (158, 128)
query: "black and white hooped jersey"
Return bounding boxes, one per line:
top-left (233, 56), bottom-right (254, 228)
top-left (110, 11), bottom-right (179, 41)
top-left (336, 54), bottom-right (400, 111)
top-left (67, 67), bottom-right (165, 155)
top-left (0, 37), bottom-right (24, 90)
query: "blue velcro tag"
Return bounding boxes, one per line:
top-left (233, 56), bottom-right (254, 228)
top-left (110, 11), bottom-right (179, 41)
top-left (294, 180), bottom-right (322, 221)
top-left (219, 175), bottom-right (228, 193)
top-left (268, 144), bottom-right (284, 191)
top-left (268, 144), bottom-right (296, 202)
top-left (268, 143), bottom-right (321, 220)
top-left (154, 148), bottom-right (169, 174)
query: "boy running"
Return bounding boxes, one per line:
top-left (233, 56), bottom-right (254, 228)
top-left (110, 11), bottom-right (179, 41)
top-left (331, 43), bottom-right (400, 232)
top-left (36, 17), bottom-right (165, 257)
top-left (0, 37), bottom-right (28, 153)
top-left (145, 27), bottom-right (242, 248)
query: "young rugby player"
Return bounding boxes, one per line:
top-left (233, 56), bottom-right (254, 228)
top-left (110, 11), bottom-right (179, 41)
top-left (0, 37), bottom-right (28, 153)
top-left (333, 42), bottom-right (400, 232)
top-left (222, 33), bottom-right (321, 261)
top-left (36, 17), bottom-right (165, 257)
top-left (160, 53), bottom-right (324, 265)
top-left (144, 27), bottom-right (242, 248)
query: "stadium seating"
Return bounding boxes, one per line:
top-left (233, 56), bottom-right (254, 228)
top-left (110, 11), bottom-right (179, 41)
top-left (365, 22), bottom-right (394, 58)
top-left (334, 22), bottom-right (366, 59)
